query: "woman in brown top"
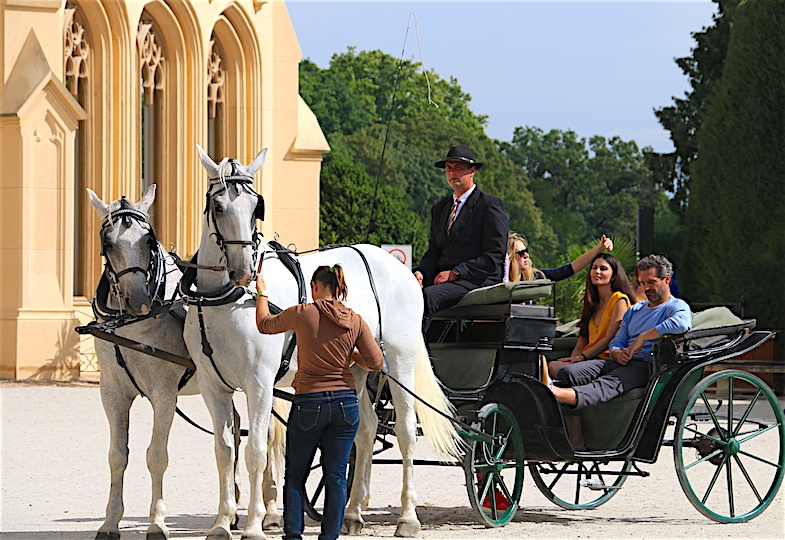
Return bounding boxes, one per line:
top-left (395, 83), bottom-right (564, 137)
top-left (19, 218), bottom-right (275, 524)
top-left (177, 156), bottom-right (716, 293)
top-left (256, 264), bottom-right (383, 540)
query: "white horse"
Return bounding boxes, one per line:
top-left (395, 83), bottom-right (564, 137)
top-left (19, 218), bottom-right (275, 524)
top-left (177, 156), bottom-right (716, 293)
top-left (87, 187), bottom-right (285, 540)
top-left (187, 146), bottom-right (462, 539)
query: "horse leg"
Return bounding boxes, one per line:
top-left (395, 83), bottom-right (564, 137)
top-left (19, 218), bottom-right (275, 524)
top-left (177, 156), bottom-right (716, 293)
top-left (262, 399), bottom-right (287, 531)
top-left (344, 370), bottom-right (375, 535)
top-left (97, 387), bottom-right (132, 540)
top-left (201, 385), bottom-right (240, 539)
top-left (389, 375), bottom-right (421, 537)
top-left (144, 393), bottom-right (177, 540)
top-left (241, 388), bottom-right (274, 539)
top-left (232, 405), bottom-right (242, 531)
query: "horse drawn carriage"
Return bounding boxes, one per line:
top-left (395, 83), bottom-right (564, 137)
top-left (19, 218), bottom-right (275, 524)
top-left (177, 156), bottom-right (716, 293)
top-left (303, 280), bottom-right (784, 528)
top-left (77, 147), bottom-right (784, 540)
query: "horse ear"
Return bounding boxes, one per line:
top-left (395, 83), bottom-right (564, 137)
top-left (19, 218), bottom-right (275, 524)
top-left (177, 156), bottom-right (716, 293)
top-left (245, 148), bottom-right (268, 177)
top-left (87, 188), bottom-right (109, 217)
top-left (137, 184), bottom-right (157, 215)
top-left (196, 144), bottom-right (221, 178)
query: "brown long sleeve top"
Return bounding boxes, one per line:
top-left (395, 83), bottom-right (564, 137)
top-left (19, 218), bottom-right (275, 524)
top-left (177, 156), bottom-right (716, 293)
top-left (257, 299), bottom-right (384, 394)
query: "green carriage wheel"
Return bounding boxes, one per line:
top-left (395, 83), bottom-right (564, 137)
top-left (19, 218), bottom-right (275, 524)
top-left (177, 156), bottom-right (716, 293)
top-left (528, 459), bottom-right (631, 510)
top-left (674, 369), bottom-right (785, 523)
top-left (462, 403), bottom-right (525, 527)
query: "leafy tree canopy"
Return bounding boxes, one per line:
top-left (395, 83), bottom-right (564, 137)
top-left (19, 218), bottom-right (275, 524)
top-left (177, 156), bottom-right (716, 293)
top-left (653, 0), bottom-right (738, 215)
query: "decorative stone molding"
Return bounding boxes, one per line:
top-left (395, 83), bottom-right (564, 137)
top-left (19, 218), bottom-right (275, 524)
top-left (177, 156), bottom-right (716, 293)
top-left (63, 6), bottom-right (90, 99)
top-left (207, 39), bottom-right (225, 119)
top-left (137, 21), bottom-right (165, 105)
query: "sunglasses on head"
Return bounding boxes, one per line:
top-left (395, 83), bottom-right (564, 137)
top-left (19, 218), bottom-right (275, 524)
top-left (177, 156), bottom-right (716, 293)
top-left (515, 247), bottom-right (528, 256)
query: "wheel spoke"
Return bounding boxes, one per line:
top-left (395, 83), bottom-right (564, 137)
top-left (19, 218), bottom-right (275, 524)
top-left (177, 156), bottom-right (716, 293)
top-left (573, 463), bottom-right (585, 505)
top-left (732, 390), bottom-right (762, 438)
top-left (683, 424), bottom-right (724, 444)
top-left (737, 447), bottom-right (783, 469)
top-left (725, 456), bottom-right (735, 517)
top-left (699, 392), bottom-right (725, 438)
top-left (684, 448), bottom-right (724, 470)
top-left (732, 454), bottom-right (763, 503)
top-left (727, 377), bottom-right (734, 435)
top-left (701, 454), bottom-right (729, 504)
top-left (737, 422), bottom-right (781, 445)
top-left (496, 471), bottom-right (514, 504)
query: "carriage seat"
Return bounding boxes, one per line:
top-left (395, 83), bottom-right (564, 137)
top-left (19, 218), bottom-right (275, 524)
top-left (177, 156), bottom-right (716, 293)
top-left (580, 387), bottom-right (646, 450)
top-left (452, 280), bottom-right (552, 308)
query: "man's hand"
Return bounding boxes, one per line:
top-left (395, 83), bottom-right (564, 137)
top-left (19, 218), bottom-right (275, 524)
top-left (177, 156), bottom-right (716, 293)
top-left (413, 271), bottom-right (424, 288)
top-left (434, 269), bottom-right (458, 285)
top-left (630, 335), bottom-right (647, 355)
top-left (613, 348), bottom-right (633, 365)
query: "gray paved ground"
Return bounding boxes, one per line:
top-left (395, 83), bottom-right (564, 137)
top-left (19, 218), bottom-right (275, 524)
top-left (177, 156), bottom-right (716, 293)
top-left (1, 381), bottom-right (783, 539)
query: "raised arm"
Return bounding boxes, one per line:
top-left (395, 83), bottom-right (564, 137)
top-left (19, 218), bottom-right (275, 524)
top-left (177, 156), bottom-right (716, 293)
top-left (570, 235), bottom-right (614, 274)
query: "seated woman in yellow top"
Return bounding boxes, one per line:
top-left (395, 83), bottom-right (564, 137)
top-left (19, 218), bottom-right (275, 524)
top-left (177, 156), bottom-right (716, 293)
top-left (549, 253), bottom-right (637, 378)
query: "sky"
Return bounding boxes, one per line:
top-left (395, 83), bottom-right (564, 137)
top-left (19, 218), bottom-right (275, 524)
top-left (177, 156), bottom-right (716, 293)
top-left (286, 0), bottom-right (718, 153)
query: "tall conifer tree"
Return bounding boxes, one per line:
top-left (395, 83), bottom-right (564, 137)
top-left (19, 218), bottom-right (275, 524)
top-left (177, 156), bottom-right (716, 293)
top-left (685, 0), bottom-right (785, 331)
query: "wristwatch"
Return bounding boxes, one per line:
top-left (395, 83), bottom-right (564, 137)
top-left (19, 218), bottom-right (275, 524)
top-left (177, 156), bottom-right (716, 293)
top-left (254, 289), bottom-right (269, 299)
top-left (451, 268), bottom-right (460, 278)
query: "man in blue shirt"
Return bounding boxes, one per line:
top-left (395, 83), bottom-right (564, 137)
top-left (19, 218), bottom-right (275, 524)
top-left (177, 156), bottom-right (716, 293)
top-left (550, 254), bottom-right (691, 409)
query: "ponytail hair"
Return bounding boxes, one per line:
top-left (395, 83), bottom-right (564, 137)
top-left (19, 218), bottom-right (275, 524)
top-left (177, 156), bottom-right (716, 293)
top-left (311, 264), bottom-right (348, 301)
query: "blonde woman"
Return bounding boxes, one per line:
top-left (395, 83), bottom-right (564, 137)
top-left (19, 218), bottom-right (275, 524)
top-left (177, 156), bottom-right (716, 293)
top-left (504, 233), bottom-right (614, 283)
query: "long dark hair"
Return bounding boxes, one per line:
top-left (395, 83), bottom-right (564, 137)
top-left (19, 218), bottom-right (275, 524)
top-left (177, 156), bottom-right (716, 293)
top-left (311, 264), bottom-right (348, 301)
top-left (578, 253), bottom-right (636, 337)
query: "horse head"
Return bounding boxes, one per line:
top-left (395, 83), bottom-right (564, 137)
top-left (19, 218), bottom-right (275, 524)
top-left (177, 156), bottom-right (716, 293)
top-left (88, 185), bottom-right (160, 316)
top-left (197, 145), bottom-right (267, 287)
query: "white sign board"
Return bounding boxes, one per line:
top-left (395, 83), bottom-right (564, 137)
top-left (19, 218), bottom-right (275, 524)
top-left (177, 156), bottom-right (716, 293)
top-left (381, 244), bottom-right (412, 270)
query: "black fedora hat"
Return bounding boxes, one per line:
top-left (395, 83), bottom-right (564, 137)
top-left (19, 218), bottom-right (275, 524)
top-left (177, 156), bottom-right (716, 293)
top-left (435, 145), bottom-right (483, 169)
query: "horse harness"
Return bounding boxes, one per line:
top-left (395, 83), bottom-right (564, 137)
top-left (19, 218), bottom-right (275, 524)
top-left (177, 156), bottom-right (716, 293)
top-left (90, 202), bottom-right (196, 398)
top-left (177, 240), bottom-right (306, 391)
top-left (93, 196), bottom-right (168, 318)
top-left (203, 162), bottom-right (265, 274)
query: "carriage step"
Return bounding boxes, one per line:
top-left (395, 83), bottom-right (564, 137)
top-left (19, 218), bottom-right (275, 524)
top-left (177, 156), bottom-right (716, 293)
top-left (580, 478), bottom-right (623, 491)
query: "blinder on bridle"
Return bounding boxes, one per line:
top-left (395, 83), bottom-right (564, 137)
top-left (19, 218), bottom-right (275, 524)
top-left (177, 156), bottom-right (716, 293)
top-left (99, 196), bottom-right (164, 306)
top-left (204, 158), bottom-right (266, 274)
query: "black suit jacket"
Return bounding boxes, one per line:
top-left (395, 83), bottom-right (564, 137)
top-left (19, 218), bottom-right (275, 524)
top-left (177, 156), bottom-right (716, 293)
top-left (415, 187), bottom-right (509, 287)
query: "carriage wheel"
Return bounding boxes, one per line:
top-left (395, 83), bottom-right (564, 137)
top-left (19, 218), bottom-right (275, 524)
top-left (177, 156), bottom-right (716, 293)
top-left (674, 369), bottom-right (785, 523)
top-left (528, 459), bottom-right (631, 509)
top-left (303, 446), bottom-right (357, 522)
top-left (463, 403), bottom-right (524, 527)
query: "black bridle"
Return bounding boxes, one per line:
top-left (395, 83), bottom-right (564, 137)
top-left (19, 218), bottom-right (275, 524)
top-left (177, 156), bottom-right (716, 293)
top-left (95, 197), bottom-right (166, 317)
top-left (203, 165), bottom-right (265, 277)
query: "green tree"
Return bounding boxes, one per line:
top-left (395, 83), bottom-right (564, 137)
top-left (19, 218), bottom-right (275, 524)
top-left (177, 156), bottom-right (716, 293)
top-left (684, 0), bottom-right (785, 331)
top-left (319, 147), bottom-right (427, 256)
top-left (653, 0), bottom-right (739, 215)
top-left (500, 127), bottom-right (668, 265)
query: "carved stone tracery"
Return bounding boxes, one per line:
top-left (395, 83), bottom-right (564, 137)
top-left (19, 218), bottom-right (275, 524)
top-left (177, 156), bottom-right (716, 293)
top-left (137, 21), bottom-right (165, 105)
top-left (64, 6), bottom-right (90, 99)
top-left (207, 39), bottom-right (225, 119)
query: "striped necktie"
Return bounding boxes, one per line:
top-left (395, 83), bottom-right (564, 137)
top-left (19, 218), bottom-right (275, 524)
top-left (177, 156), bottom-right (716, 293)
top-left (446, 197), bottom-right (459, 236)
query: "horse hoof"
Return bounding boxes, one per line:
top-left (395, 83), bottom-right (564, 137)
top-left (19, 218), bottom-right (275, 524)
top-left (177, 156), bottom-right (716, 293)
top-left (96, 532), bottom-right (120, 540)
top-left (395, 519), bottom-right (421, 537)
top-left (146, 524), bottom-right (169, 540)
top-left (262, 515), bottom-right (282, 532)
top-left (343, 518), bottom-right (364, 535)
top-left (206, 527), bottom-right (232, 539)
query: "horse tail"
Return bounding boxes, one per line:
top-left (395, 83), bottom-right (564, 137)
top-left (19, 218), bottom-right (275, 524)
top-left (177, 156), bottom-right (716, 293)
top-left (413, 334), bottom-right (465, 460)
top-left (268, 396), bottom-right (290, 477)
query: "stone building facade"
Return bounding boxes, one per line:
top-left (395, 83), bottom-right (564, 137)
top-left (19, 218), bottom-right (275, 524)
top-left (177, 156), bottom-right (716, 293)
top-left (0, 0), bottom-right (329, 380)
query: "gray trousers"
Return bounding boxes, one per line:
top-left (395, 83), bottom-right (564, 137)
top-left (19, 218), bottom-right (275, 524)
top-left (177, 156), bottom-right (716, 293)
top-left (556, 358), bottom-right (651, 410)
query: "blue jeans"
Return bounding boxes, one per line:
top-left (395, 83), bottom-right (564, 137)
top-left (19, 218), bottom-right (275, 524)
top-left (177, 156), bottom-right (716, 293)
top-left (284, 390), bottom-right (359, 540)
